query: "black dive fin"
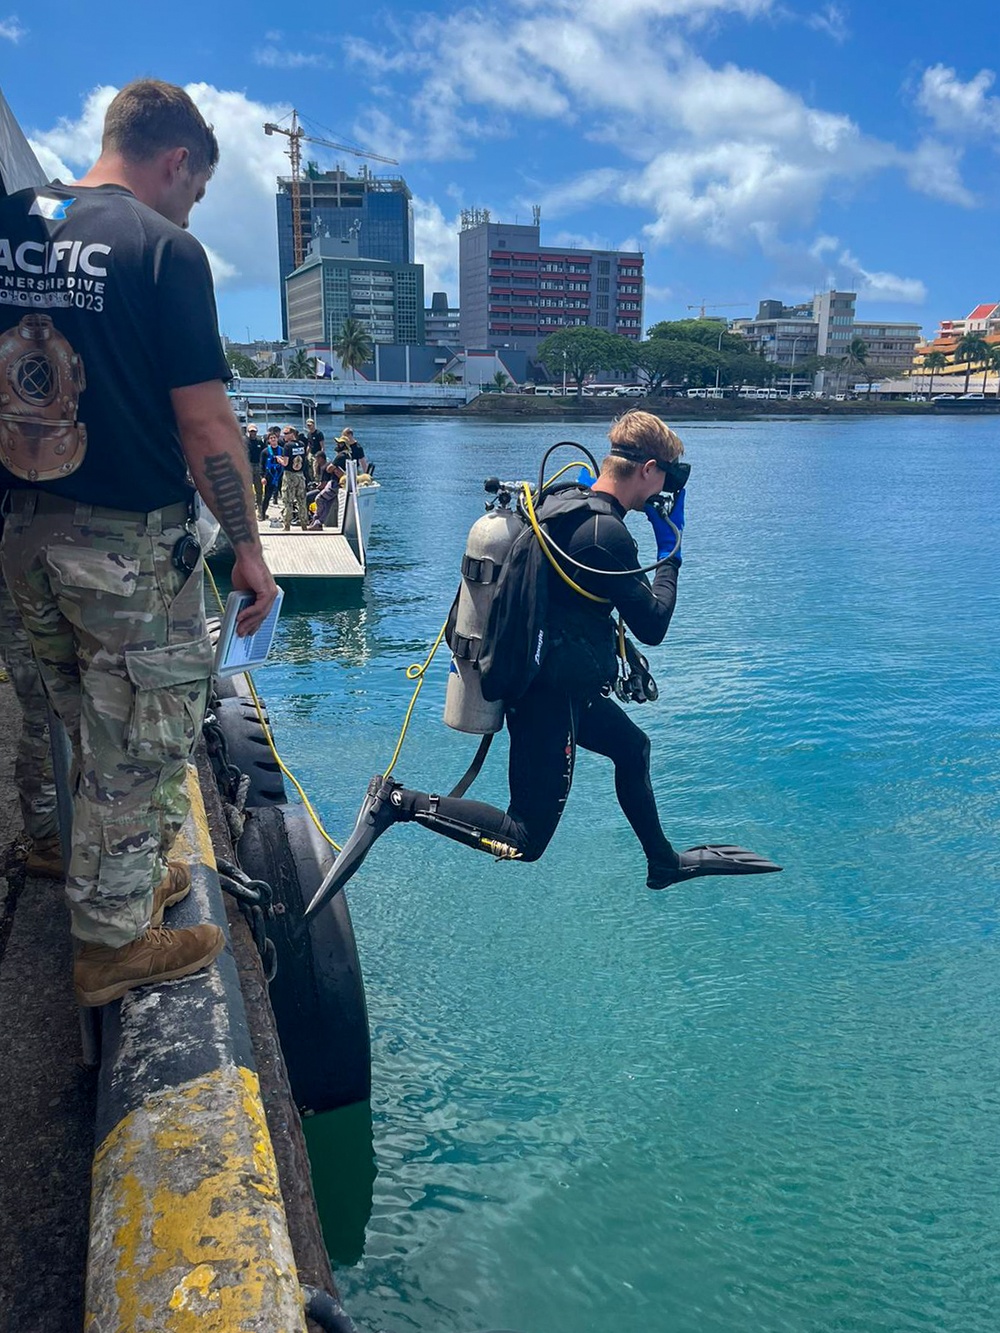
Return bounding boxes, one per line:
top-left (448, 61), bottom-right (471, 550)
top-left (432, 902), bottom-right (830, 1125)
top-left (300, 774), bottom-right (402, 926)
top-left (649, 844), bottom-right (782, 890)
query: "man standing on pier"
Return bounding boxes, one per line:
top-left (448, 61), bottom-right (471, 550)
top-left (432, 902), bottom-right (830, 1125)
top-left (0, 78), bottom-right (278, 1004)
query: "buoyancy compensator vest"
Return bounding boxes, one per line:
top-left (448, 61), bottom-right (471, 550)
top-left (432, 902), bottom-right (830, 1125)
top-left (479, 484), bottom-right (622, 705)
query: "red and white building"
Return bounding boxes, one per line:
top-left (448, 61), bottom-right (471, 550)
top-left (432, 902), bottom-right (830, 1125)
top-left (459, 218), bottom-right (644, 356)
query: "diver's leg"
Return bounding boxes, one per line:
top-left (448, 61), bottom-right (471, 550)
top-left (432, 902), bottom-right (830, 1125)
top-left (301, 688), bottom-right (578, 920)
top-left (404, 683), bottom-right (576, 860)
top-left (576, 693), bottom-right (679, 884)
top-left (576, 695), bottom-right (781, 888)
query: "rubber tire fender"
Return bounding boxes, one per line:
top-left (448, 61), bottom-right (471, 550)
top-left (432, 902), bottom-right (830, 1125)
top-left (238, 803), bottom-right (371, 1113)
top-left (212, 695), bottom-right (288, 807)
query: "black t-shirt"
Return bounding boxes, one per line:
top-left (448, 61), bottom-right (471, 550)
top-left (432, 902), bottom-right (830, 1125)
top-left (306, 429), bottom-right (325, 453)
top-left (333, 442), bottom-right (365, 471)
top-left (282, 440), bottom-right (307, 473)
top-left (246, 433), bottom-right (264, 469)
top-left (0, 182), bottom-right (230, 510)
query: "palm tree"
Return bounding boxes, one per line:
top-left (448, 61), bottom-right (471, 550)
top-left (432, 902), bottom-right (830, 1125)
top-left (987, 345), bottom-right (1000, 397)
top-left (922, 350), bottom-right (947, 397)
top-left (262, 362), bottom-right (285, 378)
top-left (491, 370), bottom-right (511, 394)
top-left (839, 336), bottom-right (868, 393)
top-left (954, 333), bottom-right (990, 394)
top-left (334, 318), bottom-right (372, 382)
top-left (287, 349), bottom-right (316, 379)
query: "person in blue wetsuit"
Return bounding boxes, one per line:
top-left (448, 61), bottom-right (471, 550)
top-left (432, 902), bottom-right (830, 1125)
top-left (305, 410), bottom-right (780, 918)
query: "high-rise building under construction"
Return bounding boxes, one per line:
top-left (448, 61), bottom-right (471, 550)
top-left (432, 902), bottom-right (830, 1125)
top-left (276, 167), bottom-right (414, 337)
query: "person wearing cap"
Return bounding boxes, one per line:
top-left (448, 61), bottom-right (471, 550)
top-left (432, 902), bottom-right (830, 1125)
top-left (244, 423), bottom-right (265, 511)
top-left (304, 417), bottom-right (325, 459)
top-left (333, 427), bottom-right (369, 478)
top-left (308, 410), bottom-right (777, 909)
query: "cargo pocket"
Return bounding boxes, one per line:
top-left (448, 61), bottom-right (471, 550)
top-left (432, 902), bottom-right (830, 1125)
top-left (46, 546), bottom-right (140, 596)
top-left (123, 633), bottom-right (214, 765)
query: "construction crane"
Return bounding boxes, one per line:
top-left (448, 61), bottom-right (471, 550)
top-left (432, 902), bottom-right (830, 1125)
top-left (263, 111), bottom-right (399, 269)
top-left (686, 301), bottom-right (744, 319)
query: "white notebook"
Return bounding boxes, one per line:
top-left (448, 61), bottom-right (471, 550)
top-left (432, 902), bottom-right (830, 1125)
top-left (214, 588), bottom-right (285, 677)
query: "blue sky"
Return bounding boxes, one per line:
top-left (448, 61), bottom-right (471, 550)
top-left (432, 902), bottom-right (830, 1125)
top-left (2, 1), bottom-right (997, 343)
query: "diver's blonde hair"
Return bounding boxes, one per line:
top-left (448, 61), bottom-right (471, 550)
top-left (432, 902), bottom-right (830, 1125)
top-left (602, 410), bottom-right (684, 479)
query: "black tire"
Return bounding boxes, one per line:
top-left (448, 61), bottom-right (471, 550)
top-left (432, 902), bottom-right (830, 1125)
top-left (238, 804), bottom-right (371, 1113)
top-left (212, 695), bottom-right (287, 807)
top-left (211, 674), bottom-right (241, 701)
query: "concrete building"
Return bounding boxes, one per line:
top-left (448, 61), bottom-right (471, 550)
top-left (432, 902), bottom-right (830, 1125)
top-left (285, 238), bottom-right (424, 349)
top-left (853, 319), bottom-right (923, 379)
top-left (734, 291), bottom-right (921, 391)
top-left (916, 303), bottom-right (1000, 382)
top-left (732, 299), bottom-right (819, 391)
top-left (425, 291), bottom-right (461, 345)
top-left (276, 168), bottom-right (414, 337)
top-left (458, 216), bottom-right (644, 356)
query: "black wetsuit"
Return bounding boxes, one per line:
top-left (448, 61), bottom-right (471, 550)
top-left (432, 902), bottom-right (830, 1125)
top-left (396, 487), bottom-right (682, 875)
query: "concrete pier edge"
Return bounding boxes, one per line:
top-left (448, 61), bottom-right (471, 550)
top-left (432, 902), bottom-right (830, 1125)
top-left (84, 768), bottom-right (309, 1333)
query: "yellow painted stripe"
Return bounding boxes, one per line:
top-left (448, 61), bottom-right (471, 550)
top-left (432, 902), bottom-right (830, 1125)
top-left (87, 1066), bottom-right (306, 1332)
top-left (180, 762), bottom-right (217, 874)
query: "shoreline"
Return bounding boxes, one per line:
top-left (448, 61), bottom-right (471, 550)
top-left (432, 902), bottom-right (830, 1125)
top-left (453, 395), bottom-right (947, 421)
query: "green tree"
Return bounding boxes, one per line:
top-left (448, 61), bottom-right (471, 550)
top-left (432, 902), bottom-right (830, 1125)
top-left (922, 350), bottom-right (947, 397)
top-left (635, 337), bottom-right (724, 392)
top-left (334, 318), bottom-right (373, 382)
top-left (954, 333), bottom-right (989, 394)
top-left (262, 362), bottom-right (285, 378)
top-left (537, 328), bottom-right (635, 398)
top-left (228, 352), bottom-right (260, 379)
top-left (435, 370), bottom-right (461, 385)
top-left (491, 369), bottom-right (511, 393)
top-left (647, 318), bottom-right (746, 356)
top-left (287, 348), bottom-right (317, 379)
top-left (987, 345), bottom-right (1000, 397)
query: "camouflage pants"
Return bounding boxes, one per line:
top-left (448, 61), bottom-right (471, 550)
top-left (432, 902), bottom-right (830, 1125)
top-left (282, 470), bottom-right (309, 529)
top-left (1, 493), bottom-right (213, 947)
top-left (0, 576), bottom-right (57, 843)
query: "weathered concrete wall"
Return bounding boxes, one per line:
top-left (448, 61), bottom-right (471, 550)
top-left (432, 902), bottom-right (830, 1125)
top-left (0, 678), bottom-right (96, 1333)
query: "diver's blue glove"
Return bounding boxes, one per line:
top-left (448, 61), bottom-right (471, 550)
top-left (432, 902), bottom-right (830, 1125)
top-left (645, 487), bottom-right (685, 564)
top-left (576, 466), bottom-right (595, 487)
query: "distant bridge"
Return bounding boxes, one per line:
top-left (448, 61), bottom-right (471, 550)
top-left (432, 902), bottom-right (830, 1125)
top-left (232, 376), bottom-right (476, 414)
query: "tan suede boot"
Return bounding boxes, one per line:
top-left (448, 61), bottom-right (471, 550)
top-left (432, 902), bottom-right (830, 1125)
top-left (25, 835), bottom-right (64, 878)
top-left (73, 924), bottom-right (225, 1007)
top-left (150, 861), bottom-right (192, 927)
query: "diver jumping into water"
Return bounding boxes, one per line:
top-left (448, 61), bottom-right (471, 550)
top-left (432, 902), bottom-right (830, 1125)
top-left (305, 410), bottom-right (780, 922)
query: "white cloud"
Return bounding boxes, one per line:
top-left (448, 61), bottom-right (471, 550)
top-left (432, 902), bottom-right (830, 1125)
top-left (27, 140), bottom-right (72, 182)
top-left (0, 15), bottom-right (25, 41)
top-left (837, 249), bottom-right (926, 304)
top-left (253, 46), bottom-right (332, 70)
top-left (905, 137), bottom-right (975, 207)
top-left (916, 64), bottom-right (1000, 138)
top-left (345, 1), bottom-right (933, 273)
top-left (29, 84), bottom-right (293, 293)
top-left (807, 3), bottom-right (848, 43)
top-left (30, 85), bottom-right (116, 170)
top-left (412, 196), bottom-right (461, 298)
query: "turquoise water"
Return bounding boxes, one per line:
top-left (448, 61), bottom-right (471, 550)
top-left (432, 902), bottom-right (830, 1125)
top-left (265, 415), bottom-right (1000, 1333)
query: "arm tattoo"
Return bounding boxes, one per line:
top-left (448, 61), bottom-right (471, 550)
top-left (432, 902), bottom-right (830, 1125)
top-left (203, 453), bottom-right (255, 546)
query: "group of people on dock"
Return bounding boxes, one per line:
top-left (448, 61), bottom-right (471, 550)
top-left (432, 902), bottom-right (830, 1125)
top-left (243, 420), bottom-right (369, 531)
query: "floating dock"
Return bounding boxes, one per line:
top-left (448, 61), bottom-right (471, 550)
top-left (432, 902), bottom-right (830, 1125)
top-left (257, 523), bottom-right (365, 580)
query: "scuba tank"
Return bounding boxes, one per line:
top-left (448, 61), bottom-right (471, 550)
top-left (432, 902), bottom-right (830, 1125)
top-left (443, 480), bottom-right (523, 735)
